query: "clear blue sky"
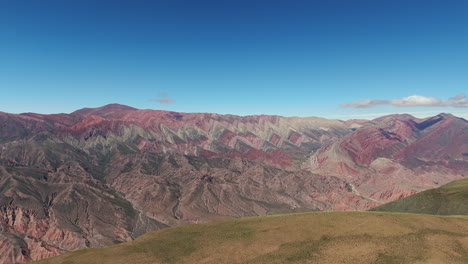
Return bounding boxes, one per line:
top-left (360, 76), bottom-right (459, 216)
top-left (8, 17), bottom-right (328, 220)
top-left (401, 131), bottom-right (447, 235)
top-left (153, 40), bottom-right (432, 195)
top-left (1, 0), bottom-right (467, 119)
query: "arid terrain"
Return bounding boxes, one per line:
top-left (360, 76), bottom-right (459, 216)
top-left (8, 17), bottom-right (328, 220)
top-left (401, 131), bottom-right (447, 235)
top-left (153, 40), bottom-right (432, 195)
top-left (32, 211), bottom-right (468, 264)
top-left (0, 104), bottom-right (467, 263)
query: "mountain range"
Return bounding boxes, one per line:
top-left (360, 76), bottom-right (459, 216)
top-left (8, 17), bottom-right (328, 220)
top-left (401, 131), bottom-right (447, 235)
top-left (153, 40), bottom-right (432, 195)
top-left (0, 104), bottom-right (467, 263)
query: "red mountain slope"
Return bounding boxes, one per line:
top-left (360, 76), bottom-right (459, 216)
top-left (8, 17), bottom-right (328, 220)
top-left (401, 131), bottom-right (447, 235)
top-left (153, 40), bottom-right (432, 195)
top-left (305, 113), bottom-right (468, 204)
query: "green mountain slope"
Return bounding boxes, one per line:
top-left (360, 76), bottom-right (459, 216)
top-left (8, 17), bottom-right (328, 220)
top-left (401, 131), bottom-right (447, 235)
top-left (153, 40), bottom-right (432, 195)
top-left (33, 212), bottom-right (468, 264)
top-left (371, 177), bottom-right (468, 215)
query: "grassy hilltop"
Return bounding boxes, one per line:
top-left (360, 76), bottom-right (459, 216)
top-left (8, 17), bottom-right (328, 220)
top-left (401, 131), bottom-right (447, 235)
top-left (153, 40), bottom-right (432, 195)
top-left (34, 211), bottom-right (468, 264)
top-left (371, 178), bottom-right (468, 215)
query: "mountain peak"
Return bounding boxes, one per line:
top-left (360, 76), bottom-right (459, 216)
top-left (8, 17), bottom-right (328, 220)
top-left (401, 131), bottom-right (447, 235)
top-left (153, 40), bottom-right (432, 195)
top-left (72, 104), bottom-right (138, 117)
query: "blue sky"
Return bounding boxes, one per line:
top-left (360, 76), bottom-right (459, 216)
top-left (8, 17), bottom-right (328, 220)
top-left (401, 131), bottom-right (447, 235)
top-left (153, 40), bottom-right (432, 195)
top-left (1, 0), bottom-right (467, 119)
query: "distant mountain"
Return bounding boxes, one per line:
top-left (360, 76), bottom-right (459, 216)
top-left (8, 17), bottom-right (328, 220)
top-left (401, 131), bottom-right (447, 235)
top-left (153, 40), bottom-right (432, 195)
top-left (304, 113), bottom-right (468, 204)
top-left (71, 103), bottom-right (136, 117)
top-left (0, 104), bottom-right (466, 263)
top-left (32, 211), bottom-right (468, 264)
top-left (370, 177), bottom-right (468, 215)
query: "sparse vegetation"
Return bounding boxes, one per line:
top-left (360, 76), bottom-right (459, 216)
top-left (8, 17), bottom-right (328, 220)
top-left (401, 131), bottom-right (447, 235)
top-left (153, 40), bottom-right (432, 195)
top-left (371, 178), bottom-right (468, 215)
top-left (33, 211), bottom-right (468, 264)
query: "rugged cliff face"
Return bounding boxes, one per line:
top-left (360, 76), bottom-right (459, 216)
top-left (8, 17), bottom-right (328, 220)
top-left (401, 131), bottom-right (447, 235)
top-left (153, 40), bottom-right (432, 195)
top-left (0, 104), bottom-right (466, 263)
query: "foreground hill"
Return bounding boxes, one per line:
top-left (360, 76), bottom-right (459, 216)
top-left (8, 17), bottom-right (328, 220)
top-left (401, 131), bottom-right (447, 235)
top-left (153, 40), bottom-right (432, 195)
top-left (34, 211), bottom-right (468, 264)
top-left (371, 178), bottom-right (468, 215)
top-left (0, 104), bottom-right (466, 263)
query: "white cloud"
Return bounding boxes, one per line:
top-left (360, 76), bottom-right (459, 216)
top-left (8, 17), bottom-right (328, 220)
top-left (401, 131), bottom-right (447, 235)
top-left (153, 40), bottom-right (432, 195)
top-left (341, 94), bottom-right (468, 108)
top-left (150, 93), bottom-right (175, 104)
top-left (390, 95), bottom-right (442, 107)
top-left (155, 98), bottom-right (174, 104)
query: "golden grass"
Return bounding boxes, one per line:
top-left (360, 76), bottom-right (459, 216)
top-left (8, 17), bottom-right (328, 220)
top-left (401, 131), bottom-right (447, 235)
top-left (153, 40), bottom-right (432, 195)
top-left (33, 211), bottom-right (468, 264)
